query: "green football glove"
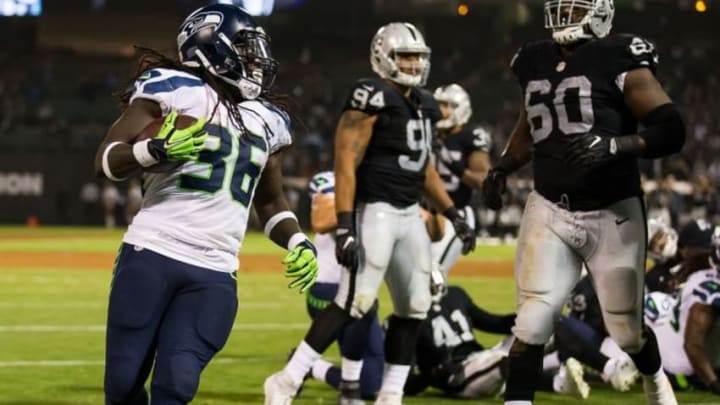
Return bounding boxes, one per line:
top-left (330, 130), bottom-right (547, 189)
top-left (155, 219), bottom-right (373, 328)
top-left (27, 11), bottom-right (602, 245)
top-left (148, 111), bottom-right (208, 162)
top-left (282, 240), bottom-right (318, 293)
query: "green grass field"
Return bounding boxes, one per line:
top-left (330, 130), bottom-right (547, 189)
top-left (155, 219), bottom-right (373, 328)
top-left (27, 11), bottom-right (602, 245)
top-left (0, 227), bottom-right (718, 404)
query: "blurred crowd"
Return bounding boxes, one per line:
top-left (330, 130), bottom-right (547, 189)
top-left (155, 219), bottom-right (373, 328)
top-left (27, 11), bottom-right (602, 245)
top-left (2, 31), bottom-right (719, 232)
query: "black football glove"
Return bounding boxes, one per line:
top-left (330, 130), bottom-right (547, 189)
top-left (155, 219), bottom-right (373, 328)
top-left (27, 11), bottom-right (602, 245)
top-left (564, 133), bottom-right (644, 170)
top-left (335, 211), bottom-right (361, 269)
top-left (482, 168), bottom-right (507, 211)
top-left (443, 207), bottom-right (476, 254)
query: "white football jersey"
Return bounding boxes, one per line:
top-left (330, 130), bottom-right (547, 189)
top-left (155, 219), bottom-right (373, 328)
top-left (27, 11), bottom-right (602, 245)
top-left (123, 68), bottom-right (291, 272)
top-left (309, 171), bottom-right (342, 284)
top-left (646, 269), bottom-right (720, 375)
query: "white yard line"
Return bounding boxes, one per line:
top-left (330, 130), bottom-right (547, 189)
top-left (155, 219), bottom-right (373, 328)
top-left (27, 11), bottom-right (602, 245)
top-left (0, 356), bottom-right (278, 368)
top-left (0, 323), bottom-right (308, 332)
top-left (0, 301), bottom-right (284, 309)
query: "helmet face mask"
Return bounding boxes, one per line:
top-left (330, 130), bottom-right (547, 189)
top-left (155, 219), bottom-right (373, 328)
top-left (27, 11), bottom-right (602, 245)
top-left (544, 0), bottom-right (615, 45)
top-left (177, 4), bottom-right (278, 100)
top-left (371, 22), bottom-right (431, 88)
top-left (433, 84), bottom-right (472, 131)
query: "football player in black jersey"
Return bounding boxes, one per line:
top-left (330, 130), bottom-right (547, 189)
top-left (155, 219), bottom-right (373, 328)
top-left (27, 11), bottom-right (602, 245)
top-left (431, 84), bottom-right (492, 276)
top-left (264, 22), bottom-right (475, 405)
top-left (481, 1), bottom-right (685, 404)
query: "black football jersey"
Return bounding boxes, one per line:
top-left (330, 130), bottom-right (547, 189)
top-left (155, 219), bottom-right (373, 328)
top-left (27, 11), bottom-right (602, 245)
top-left (342, 77), bottom-right (441, 207)
top-left (512, 34), bottom-right (659, 210)
top-left (434, 126), bottom-right (492, 208)
top-left (568, 275), bottom-right (607, 336)
top-left (416, 287), bottom-right (515, 372)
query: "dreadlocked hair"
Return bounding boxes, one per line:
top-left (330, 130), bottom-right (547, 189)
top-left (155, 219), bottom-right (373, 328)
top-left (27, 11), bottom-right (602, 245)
top-left (117, 46), bottom-right (296, 130)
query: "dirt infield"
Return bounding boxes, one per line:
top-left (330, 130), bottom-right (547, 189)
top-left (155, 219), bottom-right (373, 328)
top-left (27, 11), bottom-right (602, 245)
top-left (0, 251), bottom-right (513, 278)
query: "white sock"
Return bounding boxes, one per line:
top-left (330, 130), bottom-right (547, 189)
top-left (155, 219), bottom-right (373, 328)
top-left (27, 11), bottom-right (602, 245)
top-left (602, 358), bottom-right (617, 381)
top-left (542, 351), bottom-right (560, 371)
top-left (311, 358), bottom-right (333, 382)
top-left (505, 401), bottom-right (532, 405)
top-left (379, 363), bottom-right (410, 394)
top-left (284, 341), bottom-right (321, 385)
top-left (341, 357), bottom-right (363, 381)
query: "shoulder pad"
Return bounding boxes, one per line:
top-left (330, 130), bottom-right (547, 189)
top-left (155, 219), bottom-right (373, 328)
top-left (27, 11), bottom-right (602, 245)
top-left (511, 40), bottom-right (554, 79)
top-left (129, 68), bottom-right (205, 115)
top-left (602, 34), bottom-right (659, 76)
top-left (239, 100), bottom-right (292, 154)
top-left (341, 77), bottom-right (389, 115)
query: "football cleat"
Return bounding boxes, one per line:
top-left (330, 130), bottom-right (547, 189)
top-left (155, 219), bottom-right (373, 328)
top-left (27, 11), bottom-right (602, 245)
top-left (642, 371), bottom-right (678, 405)
top-left (554, 358), bottom-right (590, 400)
top-left (373, 391), bottom-right (403, 405)
top-left (338, 379), bottom-right (365, 405)
top-left (263, 371), bottom-right (299, 405)
top-left (606, 358), bottom-right (639, 392)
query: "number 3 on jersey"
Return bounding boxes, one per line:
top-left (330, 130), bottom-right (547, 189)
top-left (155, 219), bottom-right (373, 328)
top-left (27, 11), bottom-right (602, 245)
top-left (525, 75), bottom-right (595, 143)
top-left (179, 124), bottom-right (267, 206)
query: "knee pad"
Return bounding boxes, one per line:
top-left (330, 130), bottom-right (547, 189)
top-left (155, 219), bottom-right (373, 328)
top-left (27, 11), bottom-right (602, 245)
top-left (154, 352), bottom-right (201, 403)
top-left (596, 267), bottom-right (640, 314)
top-left (392, 287), bottom-right (431, 320)
top-left (610, 326), bottom-right (646, 354)
top-left (105, 362), bottom-right (147, 404)
top-left (512, 299), bottom-right (557, 345)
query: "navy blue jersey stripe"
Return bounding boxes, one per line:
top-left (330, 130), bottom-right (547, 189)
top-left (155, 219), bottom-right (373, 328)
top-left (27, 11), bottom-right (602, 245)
top-left (142, 76), bottom-right (204, 95)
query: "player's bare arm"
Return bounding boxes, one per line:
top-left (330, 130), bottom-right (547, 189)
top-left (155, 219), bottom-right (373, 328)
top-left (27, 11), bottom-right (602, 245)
top-left (423, 163), bottom-right (454, 212)
top-left (461, 150), bottom-right (490, 189)
top-left (253, 152), bottom-right (305, 248)
top-left (481, 109), bottom-right (532, 210)
top-left (333, 110), bottom-right (377, 214)
top-left (311, 193), bottom-right (337, 234)
top-left (421, 208), bottom-right (445, 242)
top-left (684, 303), bottom-right (719, 387)
top-left (93, 99), bottom-right (161, 179)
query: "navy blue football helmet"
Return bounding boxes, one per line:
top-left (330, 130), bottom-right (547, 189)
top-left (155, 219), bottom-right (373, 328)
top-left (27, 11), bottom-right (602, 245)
top-left (177, 4), bottom-right (278, 100)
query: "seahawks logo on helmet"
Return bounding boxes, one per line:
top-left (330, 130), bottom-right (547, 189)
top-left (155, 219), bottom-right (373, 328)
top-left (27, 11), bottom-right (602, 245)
top-left (177, 11), bottom-right (224, 48)
top-left (309, 171), bottom-right (335, 195)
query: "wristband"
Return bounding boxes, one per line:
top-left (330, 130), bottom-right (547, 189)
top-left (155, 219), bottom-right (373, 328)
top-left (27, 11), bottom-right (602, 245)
top-left (287, 232), bottom-right (308, 250)
top-left (337, 211), bottom-right (354, 229)
top-left (102, 141), bottom-right (128, 182)
top-left (263, 210), bottom-right (297, 237)
top-left (443, 206), bottom-right (459, 221)
top-left (132, 139), bottom-right (160, 167)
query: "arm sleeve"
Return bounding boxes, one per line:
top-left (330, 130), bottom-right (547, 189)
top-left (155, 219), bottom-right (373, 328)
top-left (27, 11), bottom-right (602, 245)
top-left (456, 288), bottom-right (516, 333)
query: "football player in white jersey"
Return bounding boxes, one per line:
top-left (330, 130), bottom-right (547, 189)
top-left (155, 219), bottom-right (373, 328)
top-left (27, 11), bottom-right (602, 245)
top-left (93, 5), bottom-right (318, 404)
top-left (303, 171), bottom-right (384, 403)
top-left (646, 230), bottom-right (720, 395)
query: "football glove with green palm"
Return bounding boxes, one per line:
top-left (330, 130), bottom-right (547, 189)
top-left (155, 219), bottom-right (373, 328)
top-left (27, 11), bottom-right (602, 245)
top-left (283, 240), bottom-right (318, 293)
top-left (147, 111), bottom-right (208, 162)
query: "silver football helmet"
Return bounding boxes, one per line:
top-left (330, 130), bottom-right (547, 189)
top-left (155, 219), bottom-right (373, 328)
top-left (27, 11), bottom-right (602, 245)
top-left (370, 22), bottom-right (431, 87)
top-left (544, 0), bottom-right (615, 45)
top-left (647, 218), bottom-right (678, 261)
top-left (434, 84), bottom-right (472, 130)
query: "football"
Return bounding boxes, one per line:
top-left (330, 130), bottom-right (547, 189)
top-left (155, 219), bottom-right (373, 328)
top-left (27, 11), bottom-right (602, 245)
top-left (134, 114), bottom-right (199, 173)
